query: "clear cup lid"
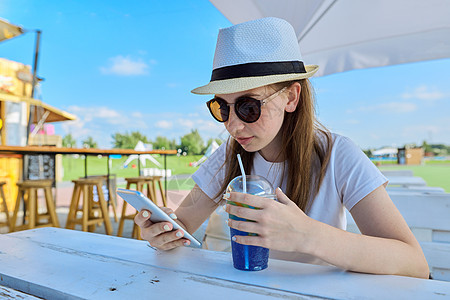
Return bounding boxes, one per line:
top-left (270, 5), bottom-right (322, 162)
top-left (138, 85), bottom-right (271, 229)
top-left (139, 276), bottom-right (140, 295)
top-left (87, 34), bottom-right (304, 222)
top-left (226, 175), bottom-right (274, 197)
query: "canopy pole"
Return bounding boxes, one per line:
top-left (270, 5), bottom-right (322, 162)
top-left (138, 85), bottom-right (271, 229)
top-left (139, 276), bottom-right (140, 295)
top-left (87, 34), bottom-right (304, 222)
top-left (26, 29), bottom-right (42, 146)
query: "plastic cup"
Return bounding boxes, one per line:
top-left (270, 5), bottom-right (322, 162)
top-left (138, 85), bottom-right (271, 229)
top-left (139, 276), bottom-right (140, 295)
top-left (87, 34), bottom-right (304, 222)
top-left (226, 175), bottom-right (276, 271)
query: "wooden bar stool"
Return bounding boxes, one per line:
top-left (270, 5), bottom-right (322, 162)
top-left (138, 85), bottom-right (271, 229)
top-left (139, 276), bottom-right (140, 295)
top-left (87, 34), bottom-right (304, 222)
top-left (117, 176), bottom-right (166, 239)
top-left (0, 181), bottom-right (12, 231)
top-left (150, 176), bottom-right (167, 207)
top-left (10, 179), bottom-right (60, 232)
top-left (65, 178), bottom-right (113, 235)
top-left (88, 175), bottom-right (118, 223)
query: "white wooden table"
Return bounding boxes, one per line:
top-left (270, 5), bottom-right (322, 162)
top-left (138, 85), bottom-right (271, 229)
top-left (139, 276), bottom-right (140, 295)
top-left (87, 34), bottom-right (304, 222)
top-left (387, 176), bottom-right (427, 187)
top-left (0, 228), bottom-right (449, 299)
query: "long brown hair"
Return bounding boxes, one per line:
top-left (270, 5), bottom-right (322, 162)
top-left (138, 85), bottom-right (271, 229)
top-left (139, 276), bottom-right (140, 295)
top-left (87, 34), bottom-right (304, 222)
top-left (215, 79), bottom-right (332, 212)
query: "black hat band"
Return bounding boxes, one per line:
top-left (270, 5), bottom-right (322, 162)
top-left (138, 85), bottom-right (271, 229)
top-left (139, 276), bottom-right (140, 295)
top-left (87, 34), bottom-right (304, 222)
top-left (211, 61), bottom-right (306, 81)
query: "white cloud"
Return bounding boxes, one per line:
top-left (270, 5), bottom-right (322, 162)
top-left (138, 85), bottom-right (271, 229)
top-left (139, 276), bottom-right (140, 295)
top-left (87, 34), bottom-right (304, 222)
top-left (67, 106), bottom-right (121, 123)
top-left (358, 102), bottom-right (417, 113)
top-left (344, 119), bottom-right (360, 124)
top-left (155, 120), bottom-right (173, 129)
top-left (100, 55), bottom-right (149, 76)
top-left (166, 83), bottom-right (178, 88)
top-left (61, 119), bottom-right (90, 139)
top-left (132, 112), bottom-right (143, 118)
top-left (401, 85), bottom-right (446, 101)
top-left (178, 118), bottom-right (195, 128)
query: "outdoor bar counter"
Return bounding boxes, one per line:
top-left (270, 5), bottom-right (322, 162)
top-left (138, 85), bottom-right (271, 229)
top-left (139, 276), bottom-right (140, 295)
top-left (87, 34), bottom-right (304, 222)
top-left (0, 145), bottom-right (177, 199)
top-left (0, 228), bottom-right (449, 299)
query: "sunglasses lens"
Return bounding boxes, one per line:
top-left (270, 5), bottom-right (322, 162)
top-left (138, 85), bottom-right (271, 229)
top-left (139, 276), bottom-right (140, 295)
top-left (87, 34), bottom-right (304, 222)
top-left (208, 99), bottom-right (229, 122)
top-left (236, 98), bottom-right (261, 123)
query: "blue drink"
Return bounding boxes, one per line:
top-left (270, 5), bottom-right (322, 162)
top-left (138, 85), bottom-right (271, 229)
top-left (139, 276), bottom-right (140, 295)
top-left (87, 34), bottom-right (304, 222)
top-left (229, 215), bottom-right (269, 271)
top-left (226, 175), bottom-right (276, 271)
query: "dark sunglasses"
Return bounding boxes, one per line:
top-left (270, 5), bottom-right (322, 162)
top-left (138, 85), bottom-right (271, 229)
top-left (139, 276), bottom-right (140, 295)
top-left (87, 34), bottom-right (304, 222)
top-left (206, 87), bottom-right (287, 123)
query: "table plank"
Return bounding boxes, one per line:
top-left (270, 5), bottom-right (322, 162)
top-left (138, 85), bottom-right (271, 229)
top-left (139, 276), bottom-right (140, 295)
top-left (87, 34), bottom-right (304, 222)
top-left (387, 176), bottom-right (427, 187)
top-left (0, 285), bottom-right (41, 299)
top-left (1, 228), bottom-right (449, 299)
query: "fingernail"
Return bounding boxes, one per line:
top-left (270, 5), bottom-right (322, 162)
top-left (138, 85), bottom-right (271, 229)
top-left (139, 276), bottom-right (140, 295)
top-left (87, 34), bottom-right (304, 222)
top-left (169, 213), bottom-right (177, 220)
top-left (221, 204), bottom-right (227, 211)
top-left (231, 236), bottom-right (236, 242)
top-left (176, 231), bottom-right (183, 238)
top-left (183, 241), bottom-right (190, 246)
top-left (142, 211), bottom-right (149, 218)
top-left (225, 219), bottom-right (230, 225)
top-left (163, 225), bottom-right (170, 231)
top-left (223, 192), bottom-right (230, 200)
top-left (277, 187), bottom-right (283, 192)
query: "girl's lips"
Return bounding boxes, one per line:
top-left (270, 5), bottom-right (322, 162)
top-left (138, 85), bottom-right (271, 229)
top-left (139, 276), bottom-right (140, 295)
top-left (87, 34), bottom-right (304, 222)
top-left (236, 136), bottom-right (254, 145)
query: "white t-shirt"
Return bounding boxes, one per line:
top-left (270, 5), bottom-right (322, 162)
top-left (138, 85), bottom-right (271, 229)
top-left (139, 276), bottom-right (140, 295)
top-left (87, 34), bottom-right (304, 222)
top-left (192, 133), bottom-right (387, 264)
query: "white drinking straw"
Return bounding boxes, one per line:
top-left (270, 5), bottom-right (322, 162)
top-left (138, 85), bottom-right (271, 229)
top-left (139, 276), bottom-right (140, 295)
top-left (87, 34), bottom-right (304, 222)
top-left (237, 154), bottom-right (247, 193)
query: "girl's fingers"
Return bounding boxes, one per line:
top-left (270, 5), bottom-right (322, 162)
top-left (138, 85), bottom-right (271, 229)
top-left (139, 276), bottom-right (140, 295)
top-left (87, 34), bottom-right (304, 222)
top-left (226, 192), bottom-right (268, 208)
top-left (134, 209), bottom-right (152, 227)
top-left (160, 207), bottom-right (178, 219)
top-left (144, 226), bottom-right (186, 248)
top-left (231, 234), bottom-right (264, 247)
top-left (227, 219), bottom-right (260, 235)
top-left (274, 187), bottom-right (293, 205)
top-left (225, 204), bottom-right (261, 221)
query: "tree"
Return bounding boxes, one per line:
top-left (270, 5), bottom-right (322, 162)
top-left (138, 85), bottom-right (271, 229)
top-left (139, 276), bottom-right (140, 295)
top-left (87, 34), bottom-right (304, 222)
top-left (62, 134), bottom-right (76, 148)
top-left (82, 136), bottom-right (98, 149)
top-left (153, 136), bottom-right (176, 150)
top-left (180, 129), bottom-right (204, 155)
top-left (422, 141), bottom-right (433, 154)
top-left (206, 138), bottom-right (223, 147)
top-left (112, 131), bottom-right (151, 149)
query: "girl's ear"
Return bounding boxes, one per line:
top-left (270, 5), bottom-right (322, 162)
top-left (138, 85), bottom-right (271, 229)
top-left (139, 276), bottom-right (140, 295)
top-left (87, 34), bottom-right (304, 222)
top-left (285, 82), bottom-right (301, 112)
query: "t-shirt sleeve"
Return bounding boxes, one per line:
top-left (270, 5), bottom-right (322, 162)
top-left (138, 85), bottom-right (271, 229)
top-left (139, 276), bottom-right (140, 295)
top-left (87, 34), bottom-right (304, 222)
top-left (333, 136), bottom-right (388, 211)
top-left (191, 142), bottom-right (227, 203)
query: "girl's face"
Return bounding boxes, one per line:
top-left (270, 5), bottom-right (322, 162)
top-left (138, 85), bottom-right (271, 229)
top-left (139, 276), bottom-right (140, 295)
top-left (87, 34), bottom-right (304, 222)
top-left (217, 84), bottom-right (300, 162)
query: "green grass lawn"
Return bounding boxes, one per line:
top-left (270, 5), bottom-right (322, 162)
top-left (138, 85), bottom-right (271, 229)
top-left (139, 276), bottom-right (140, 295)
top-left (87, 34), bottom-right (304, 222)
top-left (62, 155), bottom-right (450, 192)
top-left (379, 163), bottom-right (450, 192)
top-left (62, 154), bottom-right (202, 190)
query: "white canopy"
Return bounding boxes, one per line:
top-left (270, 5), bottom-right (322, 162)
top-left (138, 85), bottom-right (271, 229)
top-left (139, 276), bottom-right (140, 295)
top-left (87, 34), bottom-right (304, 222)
top-left (372, 147), bottom-right (398, 156)
top-left (123, 141), bottom-right (161, 168)
top-left (210, 0), bottom-right (450, 76)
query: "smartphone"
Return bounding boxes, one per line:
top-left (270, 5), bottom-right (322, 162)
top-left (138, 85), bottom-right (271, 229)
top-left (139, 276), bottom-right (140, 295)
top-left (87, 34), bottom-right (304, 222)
top-left (116, 188), bottom-right (201, 247)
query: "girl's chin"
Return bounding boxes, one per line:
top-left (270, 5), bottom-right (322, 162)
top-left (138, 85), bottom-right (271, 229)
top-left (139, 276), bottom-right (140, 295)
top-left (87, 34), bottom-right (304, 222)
top-left (240, 143), bottom-right (260, 153)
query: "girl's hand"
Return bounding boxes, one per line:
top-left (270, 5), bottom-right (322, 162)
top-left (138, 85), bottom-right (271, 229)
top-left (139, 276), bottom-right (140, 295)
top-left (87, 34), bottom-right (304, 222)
top-left (134, 207), bottom-right (191, 250)
top-left (225, 188), bottom-right (314, 253)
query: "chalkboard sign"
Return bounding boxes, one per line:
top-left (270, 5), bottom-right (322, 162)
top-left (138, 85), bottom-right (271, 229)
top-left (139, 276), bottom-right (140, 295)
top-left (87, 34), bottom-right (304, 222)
top-left (26, 154), bottom-right (56, 186)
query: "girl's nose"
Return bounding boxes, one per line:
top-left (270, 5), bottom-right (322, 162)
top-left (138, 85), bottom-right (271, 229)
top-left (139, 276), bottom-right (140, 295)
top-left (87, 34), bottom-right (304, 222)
top-left (225, 107), bottom-right (245, 133)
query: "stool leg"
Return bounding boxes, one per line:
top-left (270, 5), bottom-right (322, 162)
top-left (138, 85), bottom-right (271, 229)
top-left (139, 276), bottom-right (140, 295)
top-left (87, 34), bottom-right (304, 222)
top-left (44, 186), bottom-right (60, 227)
top-left (110, 190), bottom-right (118, 223)
top-left (157, 180), bottom-right (167, 207)
top-left (66, 185), bottom-right (81, 229)
top-left (28, 188), bottom-right (36, 229)
top-left (132, 222), bottom-right (142, 240)
top-left (96, 183), bottom-right (112, 235)
top-left (117, 200), bottom-right (128, 237)
top-left (148, 180), bottom-right (157, 204)
top-left (136, 182), bottom-right (143, 193)
top-left (87, 186), bottom-right (96, 232)
top-left (0, 186), bottom-right (12, 230)
top-left (10, 188), bottom-right (23, 232)
top-left (81, 185), bottom-right (89, 232)
top-left (34, 189), bottom-right (39, 223)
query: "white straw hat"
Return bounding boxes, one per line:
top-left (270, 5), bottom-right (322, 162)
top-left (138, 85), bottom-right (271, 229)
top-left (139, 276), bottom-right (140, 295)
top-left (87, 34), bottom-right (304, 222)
top-left (192, 17), bottom-right (318, 95)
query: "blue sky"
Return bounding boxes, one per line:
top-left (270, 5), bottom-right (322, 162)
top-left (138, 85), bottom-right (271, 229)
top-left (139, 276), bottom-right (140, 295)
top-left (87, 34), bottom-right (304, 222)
top-left (1, 0), bottom-right (449, 150)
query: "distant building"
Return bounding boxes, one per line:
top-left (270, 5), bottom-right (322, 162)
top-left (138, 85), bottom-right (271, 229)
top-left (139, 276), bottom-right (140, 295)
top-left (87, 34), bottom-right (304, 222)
top-left (397, 147), bottom-right (424, 165)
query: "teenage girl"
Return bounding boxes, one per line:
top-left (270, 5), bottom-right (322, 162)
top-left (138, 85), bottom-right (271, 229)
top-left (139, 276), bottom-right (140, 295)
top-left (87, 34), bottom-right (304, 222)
top-left (134, 17), bottom-right (429, 278)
